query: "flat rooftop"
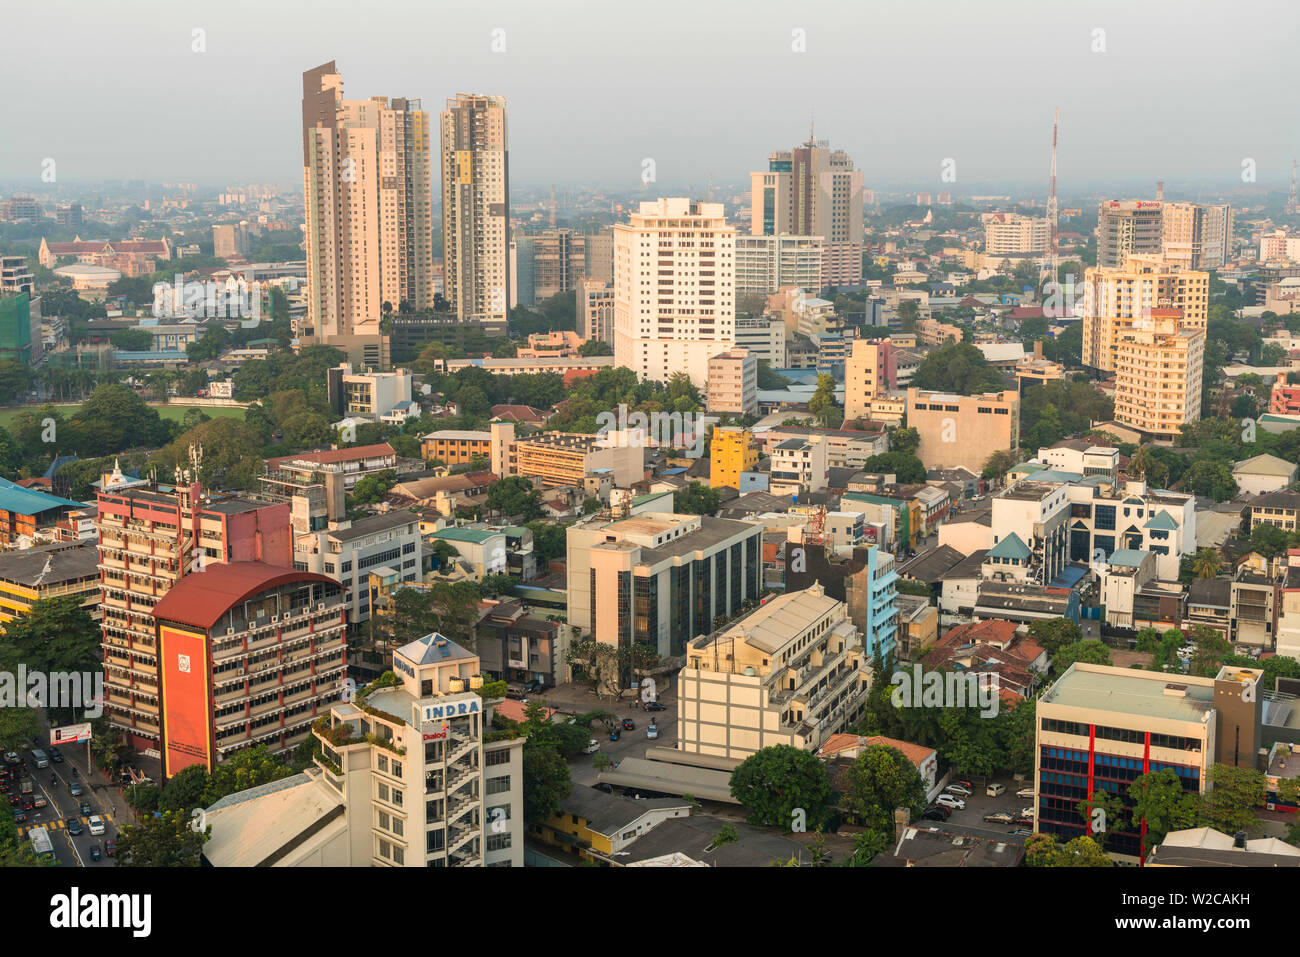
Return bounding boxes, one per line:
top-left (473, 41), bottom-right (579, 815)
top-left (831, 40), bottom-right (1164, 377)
top-left (1040, 663), bottom-right (1215, 724)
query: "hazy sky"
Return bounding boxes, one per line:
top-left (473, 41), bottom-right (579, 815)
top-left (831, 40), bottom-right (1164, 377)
top-left (2, 0), bottom-right (1297, 195)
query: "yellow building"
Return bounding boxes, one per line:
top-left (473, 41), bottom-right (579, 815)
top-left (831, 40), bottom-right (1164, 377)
top-left (0, 541), bottom-right (100, 625)
top-left (1080, 255), bottom-right (1208, 373)
top-left (421, 429), bottom-right (492, 466)
top-left (1112, 315), bottom-right (1205, 438)
top-left (710, 427), bottom-right (758, 489)
top-left (533, 784), bottom-right (691, 864)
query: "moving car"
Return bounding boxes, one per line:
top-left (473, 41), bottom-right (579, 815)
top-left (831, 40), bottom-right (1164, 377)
top-left (88, 815), bottom-right (105, 836)
top-left (583, 739), bottom-right (600, 754)
top-left (66, 817), bottom-right (83, 836)
top-left (30, 749), bottom-right (48, 769)
top-left (79, 801), bottom-right (92, 817)
top-left (47, 747), bottom-right (63, 763)
top-left (647, 725), bottom-right (659, 740)
top-left (69, 781), bottom-right (83, 797)
top-left (622, 718), bottom-right (635, 731)
top-left (88, 843), bottom-right (101, 861)
top-left (983, 812), bottom-right (1014, 824)
top-left (608, 729), bottom-right (622, 742)
top-left (3, 751), bottom-right (19, 766)
top-left (944, 784), bottom-right (972, 797)
top-left (12, 809), bottom-right (25, 824)
top-left (644, 702), bottom-right (667, 712)
top-left (935, 794), bottom-right (965, 810)
top-left (30, 795), bottom-right (46, 809)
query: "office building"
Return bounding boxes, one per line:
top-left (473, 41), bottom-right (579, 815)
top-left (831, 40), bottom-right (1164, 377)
top-left (97, 479), bottom-right (293, 752)
top-left (982, 213), bottom-right (1049, 258)
top-left (56, 203), bottom-right (83, 229)
top-left (843, 338), bottom-right (897, 421)
top-left (441, 93), bottom-right (510, 324)
top-left (750, 137), bottom-right (863, 286)
top-left (1035, 662), bottom-right (1263, 861)
top-left (577, 279), bottom-right (615, 345)
top-left (733, 314), bottom-right (785, 367)
top-left (768, 436), bottom-right (830, 497)
top-left (566, 508), bottom-right (764, 659)
top-left (1080, 256), bottom-right (1208, 373)
top-left (678, 584), bottom-right (870, 759)
top-left (613, 198), bottom-right (736, 388)
top-left (149, 561), bottom-right (347, 777)
top-left (326, 363), bottom-right (413, 419)
top-left (529, 228), bottom-right (585, 302)
top-left (734, 234), bottom-right (825, 295)
top-left (293, 510), bottom-right (423, 625)
top-left (1096, 200), bottom-right (1164, 269)
top-left (213, 223), bottom-right (251, 260)
top-left (1161, 202), bottom-right (1232, 270)
top-left (301, 62), bottom-right (433, 341)
top-left (264, 443), bottom-right (408, 493)
top-left (707, 347), bottom-right (757, 415)
top-left (906, 388), bottom-right (1020, 474)
top-left (509, 432), bottom-right (645, 489)
top-left (1112, 315), bottom-right (1205, 437)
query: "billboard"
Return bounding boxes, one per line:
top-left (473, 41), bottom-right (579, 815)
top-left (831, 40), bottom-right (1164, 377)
top-left (159, 625), bottom-right (212, 778)
top-left (50, 723), bottom-right (92, 745)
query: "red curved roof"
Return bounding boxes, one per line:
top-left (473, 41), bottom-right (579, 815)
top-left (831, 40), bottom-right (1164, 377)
top-left (150, 562), bottom-right (338, 631)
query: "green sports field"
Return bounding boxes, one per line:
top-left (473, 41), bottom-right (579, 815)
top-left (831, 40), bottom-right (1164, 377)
top-left (0, 403), bottom-right (247, 430)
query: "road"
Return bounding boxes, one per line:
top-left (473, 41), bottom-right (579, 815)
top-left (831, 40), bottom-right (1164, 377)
top-left (12, 716), bottom-right (127, 868)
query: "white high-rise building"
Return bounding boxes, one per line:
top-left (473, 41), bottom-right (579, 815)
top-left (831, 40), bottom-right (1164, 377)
top-left (613, 198), bottom-right (735, 388)
top-left (441, 93), bottom-right (510, 324)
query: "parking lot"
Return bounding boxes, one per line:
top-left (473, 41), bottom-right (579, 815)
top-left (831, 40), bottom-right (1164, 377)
top-left (928, 777), bottom-right (1037, 840)
top-left (529, 677), bottom-right (679, 788)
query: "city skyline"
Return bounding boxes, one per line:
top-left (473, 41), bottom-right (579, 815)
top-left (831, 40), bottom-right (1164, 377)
top-left (1, 0), bottom-right (1297, 194)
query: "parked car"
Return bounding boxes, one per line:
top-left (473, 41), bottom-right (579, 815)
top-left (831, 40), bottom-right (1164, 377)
top-left (1014, 817), bottom-right (1035, 828)
top-left (986, 783), bottom-right (1006, 797)
top-left (621, 718), bottom-right (635, 731)
top-left (66, 817), bottom-right (83, 836)
top-left (644, 702), bottom-right (667, 712)
top-left (88, 815), bottom-right (105, 836)
top-left (647, 725), bottom-right (659, 740)
top-left (954, 779), bottom-right (974, 791)
top-left (583, 739), bottom-right (600, 754)
top-left (88, 843), bottom-right (101, 861)
top-left (920, 808), bottom-right (946, 821)
top-left (924, 804), bottom-right (952, 819)
top-left (105, 838), bottom-right (117, 857)
top-left (935, 794), bottom-right (965, 810)
top-left (68, 781), bottom-right (83, 797)
top-left (1020, 807), bottom-right (1036, 819)
top-left (47, 747), bottom-right (63, 763)
top-left (1011, 828), bottom-right (1034, 837)
top-left (1015, 787), bottom-right (1035, 799)
top-left (983, 812), bottom-right (1014, 824)
top-left (3, 751), bottom-right (19, 766)
top-left (593, 782), bottom-right (613, 794)
top-left (522, 680), bottom-right (544, 694)
top-left (944, 784), bottom-right (972, 797)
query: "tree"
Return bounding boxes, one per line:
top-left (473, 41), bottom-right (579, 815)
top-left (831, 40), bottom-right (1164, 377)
top-left (1053, 639), bottom-right (1112, 672)
top-left (888, 426), bottom-right (920, 455)
top-left (1198, 763), bottom-right (1266, 836)
top-left (982, 448), bottom-right (1020, 482)
top-left (521, 742), bottom-right (571, 825)
top-left (526, 521), bottom-right (567, 564)
top-left (110, 329), bottom-right (154, 352)
top-left (673, 481), bottom-right (721, 516)
top-left (1187, 624), bottom-right (1232, 677)
top-left (808, 373), bottom-right (841, 428)
top-left (1027, 617), bottom-right (1083, 657)
top-left (350, 469), bottom-right (398, 507)
top-left (862, 452), bottom-right (926, 484)
top-left (485, 476), bottom-right (544, 521)
top-left (845, 744), bottom-right (927, 833)
top-left (1191, 548), bottom-right (1223, 579)
top-left (115, 809), bottom-right (209, 866)
top-left (729, 745), bottom-right (833, 831)
top-left (154, 416), bottom-right (264, 491)
top-left (912, 341), bottom-right (1007, 395)
top-left (0, 707), bottom-right (41, 752)
top-left (1128, 767), bottom-right (1198, 856)
top-left (1024, 833), bottom-right (1113, 866)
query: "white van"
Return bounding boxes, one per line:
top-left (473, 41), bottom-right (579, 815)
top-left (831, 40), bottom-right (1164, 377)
top-left (986, 783), bottom-right (1006, 797)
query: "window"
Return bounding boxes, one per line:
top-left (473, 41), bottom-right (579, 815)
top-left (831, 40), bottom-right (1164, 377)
top-left (486, 832), bottom-right (511, 852)
top-left (485, 749), bottom-right (510, 767)
top-left (486, 775), bottom-right (510, 795)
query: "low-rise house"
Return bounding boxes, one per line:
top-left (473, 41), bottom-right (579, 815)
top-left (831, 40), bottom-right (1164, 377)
top-left (1232, 454), bottom-right (1298, 497)
top-left (921, 619), bottom-right (1047, 699)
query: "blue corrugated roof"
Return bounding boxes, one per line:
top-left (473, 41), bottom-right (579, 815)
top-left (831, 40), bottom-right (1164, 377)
top-left (1108, 548), bottom-right (1150, 567)
top-left (0, 476), bottom-right (83, 514)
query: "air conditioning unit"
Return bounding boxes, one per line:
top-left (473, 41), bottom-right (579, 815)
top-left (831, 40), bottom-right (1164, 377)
top-left (226, 626), bottom-right (235, 635)
top-left (271, 615), bottom-right (279, 623)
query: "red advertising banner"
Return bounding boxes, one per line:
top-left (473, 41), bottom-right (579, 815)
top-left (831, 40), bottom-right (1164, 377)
top-left (159, 626), bottom-right (212, 778)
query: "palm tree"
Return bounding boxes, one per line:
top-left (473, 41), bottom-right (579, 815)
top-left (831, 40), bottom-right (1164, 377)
top-left (1128, 444), bottom-right (1153, 480)
top-left (1192, 548), bottom-right (1222, 580)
